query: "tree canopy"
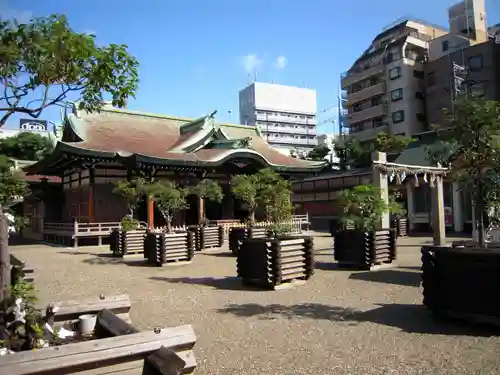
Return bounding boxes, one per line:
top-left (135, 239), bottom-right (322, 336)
top-left (0, 14), bottom-right (139, 126)
top-left (427, 97), bottom-right (500, 246)
top-left (0, 132), bottom-right (54, 161)
top-left (147, 181), bottom-right (189, 233)
top-left (231, 168), bottom-right (292, 228)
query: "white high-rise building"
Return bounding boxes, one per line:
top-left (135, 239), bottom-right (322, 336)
top-left (238, 82), bottom-right (317, 155)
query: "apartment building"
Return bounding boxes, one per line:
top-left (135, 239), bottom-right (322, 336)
top-left (340, 19), bottom-right (448, 141)
top-left (425, 40), bottom-right (500, 125)
top-left (425, 0), bottom-right (499, 125)
top-left (239, 82), bottom-right (317, 155)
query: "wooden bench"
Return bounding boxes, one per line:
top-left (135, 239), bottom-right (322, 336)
top-left (43, 222), bottom-right (121, 247)
top-left (2, 294), bottom-right (197, 375)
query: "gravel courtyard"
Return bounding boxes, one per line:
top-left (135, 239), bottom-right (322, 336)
top-left (10, 235), bottom-right (500, 375)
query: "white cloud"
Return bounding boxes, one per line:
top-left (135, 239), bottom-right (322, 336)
top-left (274, 56), bottom-right (288, 70)
top-left (0, 1), bottom-right (32, 23)
top-left (242, 54), bottom-right (262, 74)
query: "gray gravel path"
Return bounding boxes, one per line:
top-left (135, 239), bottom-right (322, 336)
top-left (10, 236), bottom-right (500, 375)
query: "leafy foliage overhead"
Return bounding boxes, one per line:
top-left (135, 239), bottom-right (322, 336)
top-left (0, 132), bottom-right (54, 161)
top-left (0, 14), bottom-right (139, 125)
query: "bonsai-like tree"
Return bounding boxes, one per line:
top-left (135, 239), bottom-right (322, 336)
top-left (147, 181), bottom-right (189, 233)
top-left (338, 184), bottom-right (402, 231)
top-left (231, 174), bottom-right (259, 225)
top-left (0, 156), bottom-right (27, 298)
top-left (0, 14), bottom-right (139, 298)
top-left (426, 97), bottom-right (500, 247)
top-left (112, 178), bottom-right (147, 230)
top-left (189, 179), bottom-right (224, 225)
top-left (334, 136), bottom-right (371, 170)
top-left (231, 168), bottom-right (293, 233)
top-left (256, 169), bottom-right (293, 236)
top-left (374, 132), bottom-right (414, 154)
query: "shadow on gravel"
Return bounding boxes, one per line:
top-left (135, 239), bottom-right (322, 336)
top-left (150, 276), bottom-right (261, 291)
top-left (315, 261), bottom-right (350, 271)
top-left (349, 269), bottom-right (422, 287)
top-left (201, 252), bottom-right (235, 258)
top-left (217, 302), bottom-right (500, 337)
top-left (79, 253), bottom-right (151, 267)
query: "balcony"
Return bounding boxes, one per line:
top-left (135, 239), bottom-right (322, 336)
top-left (341, 63), bottom-right (385, 89)
top-left (348, 104), bottom-right (388, 125)
top-left (259, 125), bottom-right (316, 135)
top-left (350, 125), bottom-right (389, 141)
top-left (347, 82), bottom-right (386, 106)
top-left (267, 137), bottom-right (318, 146)
top-left (255, 113), bottom-right (316, 125)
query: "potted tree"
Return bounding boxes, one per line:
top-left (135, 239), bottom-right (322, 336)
top-left (110, 178), bottom-right (148, 257)
top-left (236, 169), bottom-right (314, 289)
top-left (144, 181), bottom-right (194, 266)
top-left (334, 184), bottom-right (400, 270)
top-left (421, 97), bottom-right (500, 323)
top-left (189, 179), bottom-right (224, 250)
top-left (229, 173), bottom-right (266, 254)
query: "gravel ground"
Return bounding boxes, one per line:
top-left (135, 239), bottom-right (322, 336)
top-left (10, 235), bottom-right (500, 375)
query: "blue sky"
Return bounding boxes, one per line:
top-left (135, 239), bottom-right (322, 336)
top-left (2, 0), bottom-right (499, 134)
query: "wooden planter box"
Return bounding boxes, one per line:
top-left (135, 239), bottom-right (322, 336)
top-left (228, 226), bottom-right (268, 255)
top-left (110, 229), bottom-right (147, 257)
top-left (188, 225), bottom-right (224, 251)
top-left (334, 229), bottom-right (397, 270)
top-left (237, 236), bottom-right (314, 290)
top-left (422, 245), bottom-right (500, 326)
top-left (391, 217), bottom-right (408, 237)
top-left (0, 294), bottom-right (197, 374)
top-left (144, 231), bottom-right (195, 266)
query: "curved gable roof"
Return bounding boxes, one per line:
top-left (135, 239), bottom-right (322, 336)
top-left (42, 106), bottom-right (326, 172)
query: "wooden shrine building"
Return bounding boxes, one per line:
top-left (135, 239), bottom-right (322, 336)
top-left (24, 103), bottom-right (325, 239)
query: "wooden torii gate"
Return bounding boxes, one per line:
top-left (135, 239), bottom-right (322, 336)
top-left (371, 151), bottom-right (448, 246)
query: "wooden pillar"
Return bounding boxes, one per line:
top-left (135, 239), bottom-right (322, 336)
top-left (88, 187), bottom-right (95, 223)
top-left (198, 196), bottom-right (205, 224)
top-left (89, 167), bottom-right (95, 223)
top-left (406, 182), bottom-right (415, 232)
top-left (147, 197), bottom-right (154, 229)
top-left (371, 151), bottom-right (390, 229)
top-left (430, 171), bottom-right (446, 245)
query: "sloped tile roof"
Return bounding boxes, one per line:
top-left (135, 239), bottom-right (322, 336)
top-left (59, 107), bottom-right (324, 170)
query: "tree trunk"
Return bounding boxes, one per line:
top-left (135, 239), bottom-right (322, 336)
top-left (475, 195), bottom-right (486, 248)
top-left (166, 215), bottom-right (172, 233)
top-left (249, 210), bottom-right (255, 226)
top-left (0, 207), bottom-right (10, 300)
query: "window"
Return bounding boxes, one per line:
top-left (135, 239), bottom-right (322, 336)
top-left (391, 88), bottom-right (403, 101)
top-left (427, 72), bottom-right (436, 87)
top-left (389, 67), bottom-right (401, 80)
top-left (392, 110), bottom-right (405, 124)
top-left (372, 97), bottom-right (381, 106)
top-left (442, 40), bottom-right (449, 52)
top-left (353, 104), bottom-right (362, 112)
top-left (468, 55), bottom-right (483, 72)
top-left (385, 53), bottom-right (394, 63)
top-left (415, 92), bottom-right (425, 100)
